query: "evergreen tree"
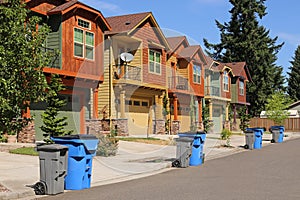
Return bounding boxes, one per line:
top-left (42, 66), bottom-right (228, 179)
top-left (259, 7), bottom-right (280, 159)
top-left (41, 74), bottom-right (73, 143)
top-left (287, 45), bottom-right (300, 101)
top-left (0, 0), bottom-right (52, 135)
top-left (204, 0), bottom-right (285, 116)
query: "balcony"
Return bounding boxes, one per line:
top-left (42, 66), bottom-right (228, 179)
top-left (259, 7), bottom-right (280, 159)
top-left (114, 64), bottom-right (141, 82)
top-left (205, 86), bottom-right (220, 97)
top-left (168, 76), bottom-right (189, 91)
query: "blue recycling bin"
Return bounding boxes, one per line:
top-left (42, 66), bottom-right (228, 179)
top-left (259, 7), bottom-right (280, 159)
top-left (270, 126), bottom-right (284, 143)
top-left (246, 128), bottom-right (264, 149)
top-left (178, 131), bottom-right (206, 166)
top-left (51, 134), bottom-right (99, 190)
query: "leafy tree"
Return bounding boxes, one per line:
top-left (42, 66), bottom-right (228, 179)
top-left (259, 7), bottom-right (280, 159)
top-left (238, 106), bottom-right (251, 132)
top-left (204, 0), bottom-right (285, 116)
top-left (0, 0), bottom-right (52, 135)
top-left (265, 91), bottom-right (291, 125)
top-left (202, 103), bottom-right (212, 133)
top-left (41, 74), bottom-right (73, 143)
top-left (287, 45), bottom-right (300, 101)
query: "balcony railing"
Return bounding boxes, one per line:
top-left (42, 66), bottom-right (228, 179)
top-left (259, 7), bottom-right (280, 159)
top-left (205, 86), bottom-right (220, 97)
top-left (168, 76), bottom-right (189, 91)
top-left (114, 64), bottom-right (141, 81)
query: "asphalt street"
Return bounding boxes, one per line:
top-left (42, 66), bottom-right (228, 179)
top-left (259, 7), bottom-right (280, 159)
top-left (41, 138), bottom-right (300, 200)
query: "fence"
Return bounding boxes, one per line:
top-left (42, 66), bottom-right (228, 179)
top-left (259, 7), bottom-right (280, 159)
top-left (249, 118), bottom-right (300, 132)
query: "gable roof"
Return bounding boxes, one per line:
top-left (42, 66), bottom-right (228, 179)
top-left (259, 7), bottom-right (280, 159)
top-left (166, 36), bottom-right (189, 52)
top-left (105, 12), bottom-right (170, 50)
top-left (47, 0), bottom-right (111, 30)
top-left (224, 62), bottom-right (252, 82)
top-left (178, 45), bottom-right (207, 65)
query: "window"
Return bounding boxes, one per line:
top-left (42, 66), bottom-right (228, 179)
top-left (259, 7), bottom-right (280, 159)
top-left (193, 65), bottom-right (201, 84)
top-left (78, 19), bottom-right (90, 29)
top-left (223, 71), bottom-right (229, 91)
top-left (74, 28), bottom-right (94, 60)
top-left (133, 101), bottom-right (140, 106)
top-left (239, 80), bottom-right (244, 95)
top-left (142, 101), bottom-right (149, 107)
top-left (149, 50), bottom-right (161, 74)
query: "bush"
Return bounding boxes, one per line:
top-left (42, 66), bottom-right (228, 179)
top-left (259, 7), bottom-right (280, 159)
top-left (96, 134), bottom-right (119, 157)
top-left (220, 128), bottom-right (232, 147)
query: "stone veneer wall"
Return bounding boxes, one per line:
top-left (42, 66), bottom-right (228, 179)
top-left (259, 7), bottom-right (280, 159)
top-left (86, 119), bottom-right (128, 136)
top-left (224, 120), bottom-right (231, 130)
top-left (111, 119), bottom-right (128, 136)
top-left (153, 119), bottom-right (165, 134)
top-left (18, 121), bottom-right (35, 143)
top-left (171, 120), bottom-right (180, 135)
top-left (196, 121), bottom-right (204, 132)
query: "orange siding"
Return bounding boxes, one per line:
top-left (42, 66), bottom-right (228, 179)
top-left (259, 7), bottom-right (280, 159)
top-left (61, 10), bottom-right (104, 81)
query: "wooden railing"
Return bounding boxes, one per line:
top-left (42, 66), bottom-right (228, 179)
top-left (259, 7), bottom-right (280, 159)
top-left (205, 86), bottom-right (220, 97)
top-left (114, 64), bottom-right (141, 81)
top-left (168, 76), bottom-right (189, 91)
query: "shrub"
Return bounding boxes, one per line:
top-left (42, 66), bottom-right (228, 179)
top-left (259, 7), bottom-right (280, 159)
top-left (96, 134), bottom-right (119, 157)
top-left (220, 128), bottom-right (232, 147)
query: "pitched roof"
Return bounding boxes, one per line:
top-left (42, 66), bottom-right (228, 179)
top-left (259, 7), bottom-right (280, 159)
top-left (223, 62), bottom-right (252, 82)
top-left (48, 0), bottom-right (77, 13)
top-left (177, 45), bottom-right (207, 64)
top-left (47, 0), bottom-right (111, 30)
top-left (166, 36), bottom-right (188, 52)
top-left (105, 12), bottom-right (151, 35)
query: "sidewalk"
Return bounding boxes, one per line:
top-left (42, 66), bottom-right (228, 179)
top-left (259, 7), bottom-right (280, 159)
top-left (0, 132), bottom-right (299, 200)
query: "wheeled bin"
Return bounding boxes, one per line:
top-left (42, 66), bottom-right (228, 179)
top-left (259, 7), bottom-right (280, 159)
top-left (172, 137), bottom-right (194, 168)
top-left (246, 128), bottom-right (264, 149)
top-left (51, 134), bottom-right (99, 190)
top-left (35, 144), bottom-right (68, 195)
top-left (244, 130), bottom-right (254, 150)
top-left (178, 131), bottom-right (206, 166)
top-left (270, 126), bottom-right (284, 143)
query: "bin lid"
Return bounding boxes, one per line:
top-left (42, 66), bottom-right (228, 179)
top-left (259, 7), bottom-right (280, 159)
top-left (37, 144), bottom-right (68, 152)
top-left (51, 134), bottom-right (99, 152)
top-left (175, 137), bottom-right (194, 142)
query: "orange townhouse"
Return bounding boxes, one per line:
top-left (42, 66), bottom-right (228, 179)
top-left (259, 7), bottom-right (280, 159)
top-left (23, 0), bottom-right (111, 141)
top-left (166, 36), bottom-right (207, 134)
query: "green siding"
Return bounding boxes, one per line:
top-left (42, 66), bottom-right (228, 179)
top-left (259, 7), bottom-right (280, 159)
top-left (231, 83), bottom-right (238, 103)
top-left (46, 14), bottom-right (62, 69)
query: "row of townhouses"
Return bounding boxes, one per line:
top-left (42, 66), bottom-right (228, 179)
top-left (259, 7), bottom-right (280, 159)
top-left (19, 0), bottom-right (252, 142)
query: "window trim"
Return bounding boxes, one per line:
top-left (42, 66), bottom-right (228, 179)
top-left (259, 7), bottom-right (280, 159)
top-left (239, 80), bottom-right (244, 96)
top-left (148, 49), bottom-right (161, 75)
top-left (193, 64), bottom-right (201, 84)
top-left (77, 18), bottom-right (91, 30)
top-left (74, 27), bottom-right (95, 61)
top-left (223, 71), bottom-right (229, 91)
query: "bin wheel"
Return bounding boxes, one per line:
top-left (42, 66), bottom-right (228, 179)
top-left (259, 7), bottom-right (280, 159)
top-left (271, 139), bottom-right (275, 143)
top-left (244, 144), bottom-right (249, 149)
top-left (172, 160), bottom-right (181, 168)
top-left (34, 181), bottom-right (46, 195)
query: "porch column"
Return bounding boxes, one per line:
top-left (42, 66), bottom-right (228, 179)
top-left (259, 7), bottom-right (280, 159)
top-left (198, 98), bottom-right (202, 122)
top-left (173, 95), bottom-right (178, 120)
top-left (209, 100), bottom-right (213, 120)
top-left (225, 102), bottom-right (230, 121)
top-left (93, 88), bottom-right (98, 119)
top-left (158, 94), bottom-right (164, 120)
top-left (120, 90), bottom-right (126, 118)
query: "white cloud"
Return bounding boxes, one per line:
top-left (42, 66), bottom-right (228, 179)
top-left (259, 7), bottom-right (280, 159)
top-left (277, 32), bottom-right (300, 47)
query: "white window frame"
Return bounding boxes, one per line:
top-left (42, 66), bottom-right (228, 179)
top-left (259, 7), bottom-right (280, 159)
top-left (149, 50), bottom-right (161, 75)
top-left (74, 27), bottom-right (94, 60)
top-left (78, 18), bottom-right (91, 30)
top-left (239, 80), bottom-right (244, 95)
top-left (223, 71), bottom-right (229, 91)
top-left (193, 64), bottom-right (201, 84)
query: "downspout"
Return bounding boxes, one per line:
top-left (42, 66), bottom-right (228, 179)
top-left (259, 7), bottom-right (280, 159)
top-left (108, 36), bottom-right (112, 131)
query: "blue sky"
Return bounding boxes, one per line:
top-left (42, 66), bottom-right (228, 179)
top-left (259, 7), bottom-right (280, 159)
top-left (81, 0), bottom-right (300, 79)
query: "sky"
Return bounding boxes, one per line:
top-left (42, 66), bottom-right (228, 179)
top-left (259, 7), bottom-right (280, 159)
top-left (81, 0), bottom-right (300, 79)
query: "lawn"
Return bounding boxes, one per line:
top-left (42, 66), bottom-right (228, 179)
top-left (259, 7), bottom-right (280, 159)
top-left (118, 137), bottom-right (174, 145)
top-left (9, 147), bottom-right (38, 156)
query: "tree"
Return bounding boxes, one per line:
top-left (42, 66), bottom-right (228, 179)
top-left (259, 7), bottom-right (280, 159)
top-left (204, 0), bottom-right (285, 116)
top-left (41, 74), bottom-right (73, 143)
top-left (265, 91), bottom-right (291, 125)
top-left (287, 45), bottom-right (300, 101)
top-left (238, 106), bottom-right (251, 132)
top-left (0, 0), bottom-right (52, 135)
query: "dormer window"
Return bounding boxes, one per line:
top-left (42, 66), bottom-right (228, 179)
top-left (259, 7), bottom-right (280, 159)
top-left (223, 71), bottom-right (229, 91)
